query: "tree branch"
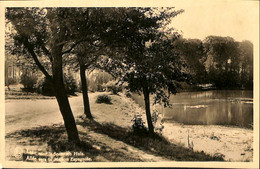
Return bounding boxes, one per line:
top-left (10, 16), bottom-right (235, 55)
top-left (41, 43), bottom-right (53, 62)
top-left (23, 39), bottom-right (52, 80)
top-left (62, 40), bottom-right (85, 55)
top-left (84, 55), bottom-right (100, 69)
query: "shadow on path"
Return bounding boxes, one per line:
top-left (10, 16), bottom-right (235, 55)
top-left (6, 124), bottom-right (142, 162)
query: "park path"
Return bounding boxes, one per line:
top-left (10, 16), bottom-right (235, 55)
top-left (5, 94), bottom-right (84, 134)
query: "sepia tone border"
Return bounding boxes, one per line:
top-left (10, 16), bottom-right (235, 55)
top-left (0, 0), bottom-right (259, 168)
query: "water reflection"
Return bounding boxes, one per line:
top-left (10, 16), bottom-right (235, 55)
top-left (132, 90), bottom-right (253, 129)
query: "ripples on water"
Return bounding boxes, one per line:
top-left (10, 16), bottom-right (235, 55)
top-left (132, 90), bottom-right (253, 129)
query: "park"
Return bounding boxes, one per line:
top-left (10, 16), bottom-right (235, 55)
top-left (3, 5), bottom-right (256, 165)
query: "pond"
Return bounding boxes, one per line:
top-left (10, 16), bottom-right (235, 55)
top-left (131, 90), bottom-right (253, 129)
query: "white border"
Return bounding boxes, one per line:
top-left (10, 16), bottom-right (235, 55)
top-left (0, 0), bottom-right (259, 168)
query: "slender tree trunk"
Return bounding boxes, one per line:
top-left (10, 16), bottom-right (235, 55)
top-left (79, 64), bottom-right (93, 119)
top-left (142, 85), bottom-right (154, 134)
top-left (52, 48), bottom-right (80, 143)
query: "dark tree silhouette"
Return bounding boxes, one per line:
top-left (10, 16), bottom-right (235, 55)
top-left (100, 8), bottom-right (188, 134)
top-left (5, 8), bottom-right (100, 142)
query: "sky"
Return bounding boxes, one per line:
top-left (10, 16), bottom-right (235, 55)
top-left (169, 0), bottom-right (259, 43)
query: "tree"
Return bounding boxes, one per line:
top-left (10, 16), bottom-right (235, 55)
top-left (174, 38), bottom-right (207, 84)
top-left (203, 36), bottom-right (241, 89)
top-left (66, 8), bottom-right (138, 119)
top-left (101, 8), bottom-right (187, 134)
top-left (238, 40), bottom-right (253, 89)
top-left (6, 8), bottom-right (98, 142)
top-left (70, 41), bottom-right (103, 119)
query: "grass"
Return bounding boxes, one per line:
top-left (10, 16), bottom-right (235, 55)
top-left (77, 117), bottom-right (224, 161)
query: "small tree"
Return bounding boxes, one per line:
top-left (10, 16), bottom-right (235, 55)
top-left (101, 8), bottom-right (187, 134)
top-left (70, 41), bottom-right (104, 119)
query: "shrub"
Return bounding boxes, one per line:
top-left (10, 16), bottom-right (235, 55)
top-left (64, 73), bottom-right (78, 95)
top-left (20, 74), bottom-right (38, 92)
top-left (131, 114), bottom-right (148, 134)
top-left (37, 73), bottom-right (78, 96)
top-left (36, 77), bottom-right (54, 96)
top-left (105, 81), bottom-right (122, 95)
top-left (96, 94), bottom-right (112, 104)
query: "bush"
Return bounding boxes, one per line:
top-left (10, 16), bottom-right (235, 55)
top-left (96, 94), bottom-right (112, 104)
top-left (20, 74), bottom-right (38, 92)
top-left (36, 77), bottom-right (54, 96)
top-left (105, 81), bottom-right (122, 95)
top-left (64, 73), bottom-right (78, 95)
top-left (131, 114), bottom-right (148, 134)
top-left (37, 73), bottom-right (78, 96)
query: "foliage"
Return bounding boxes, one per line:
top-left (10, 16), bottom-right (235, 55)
top-left (5, 7), bottom-right (120, 141)
top-left (36, 77), bottom-right (54, 96)
top-left (98, 8), bottom-right (187, 133)
top-left (64, 73), bottom-right (78, 95)
top-left (174, 38), bottom-right (207, 84)
top-left (96, 94), bottom-right (112, 104)
top-left (172, 36), bottom-right (253, 90)
top-left (7, 7), bottom-right (188, 140)
top-left (151, 110), bottom-right (164, 133)
top-left (87, 71), bottom-right (113, 92)
top-left (105, 80), bottom-right (122, 95)
top-left (239, 40), bottom-right (253, 89)
top-left (37, 73), bottom-right (78, 96)
top-left (20, 74), bottom-right (38, 92)
top-left (203, 36), bottom-right (241, 89)
top-left (131, 114), bottom-right (148, 134)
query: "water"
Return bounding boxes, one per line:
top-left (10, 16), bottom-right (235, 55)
top-left (132, 90), bottom-right (253, 129)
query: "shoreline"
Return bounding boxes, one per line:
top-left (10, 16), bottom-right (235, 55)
top-left (89, 92), bottom-right (253, 162)
top-left (162, 122), bottom-right (253, 162)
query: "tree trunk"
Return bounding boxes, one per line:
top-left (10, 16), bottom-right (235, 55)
top-left (142, 85), bottom-right (154, 134)
top-left (79, 64), bottom-right (93, 119)
top-left (52, 47), bottom-right (80, 143)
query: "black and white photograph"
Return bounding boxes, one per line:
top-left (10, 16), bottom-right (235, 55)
top-left (0, 0), bottom-right (259, 168)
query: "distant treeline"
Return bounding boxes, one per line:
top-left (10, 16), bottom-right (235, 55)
top-left (174, 36), bottom-right (253, 90)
